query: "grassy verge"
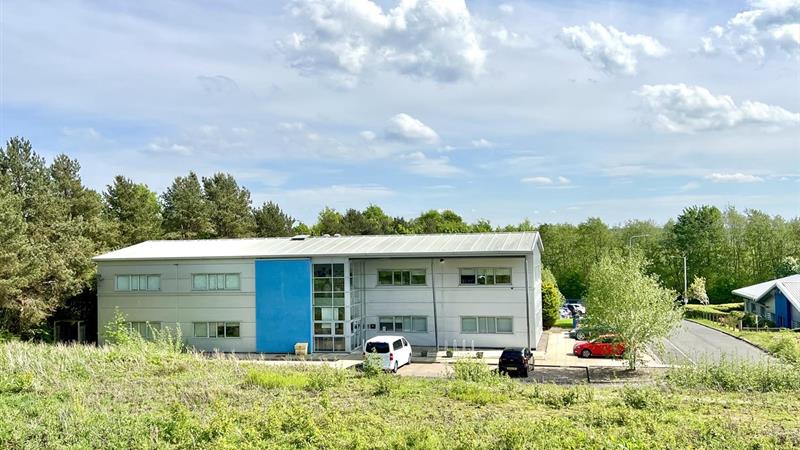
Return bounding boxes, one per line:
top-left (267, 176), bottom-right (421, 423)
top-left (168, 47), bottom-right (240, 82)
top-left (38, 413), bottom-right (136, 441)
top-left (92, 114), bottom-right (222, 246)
top-left (1, 341), bottom-right (800, 448)
top-left (553, 318), bottom-right (574, 329)
top-left (688, 318), bottom-right (800, 364)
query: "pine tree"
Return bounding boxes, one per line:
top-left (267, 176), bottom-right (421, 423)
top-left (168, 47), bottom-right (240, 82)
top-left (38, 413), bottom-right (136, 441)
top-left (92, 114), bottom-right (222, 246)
top-left (254, 201), bottom-right (295, 237)
top-left (104, 175), bottom-right (162, 247)
top-left (162, 172), bottom-right (214, 239)
top-left (202, 173), bottom-right (256, 238)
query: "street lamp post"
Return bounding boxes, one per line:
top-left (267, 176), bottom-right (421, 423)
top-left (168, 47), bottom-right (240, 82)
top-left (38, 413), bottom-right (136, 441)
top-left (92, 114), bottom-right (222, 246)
top-left (628, 234), bottom-right (650, 255)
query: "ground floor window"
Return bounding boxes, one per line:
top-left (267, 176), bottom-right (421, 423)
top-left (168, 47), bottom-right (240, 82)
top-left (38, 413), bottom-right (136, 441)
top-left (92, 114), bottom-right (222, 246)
top-left (314, 336), bottom-right (346, 352)
top-left (128, 321), bottom-right (161, 339)
top-left (460, 316), bottom-right (513, 334)
top-left (193, 322), bottom-right (240, 338)
top-left (378, 316), bottom-right (427, 333)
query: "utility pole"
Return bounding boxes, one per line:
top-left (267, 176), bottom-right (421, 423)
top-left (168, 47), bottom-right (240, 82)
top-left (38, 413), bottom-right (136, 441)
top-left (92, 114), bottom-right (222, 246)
top-left (628, 234), bottom-right (650, 256)
top-left (683, 255), bottom-right (688, 299)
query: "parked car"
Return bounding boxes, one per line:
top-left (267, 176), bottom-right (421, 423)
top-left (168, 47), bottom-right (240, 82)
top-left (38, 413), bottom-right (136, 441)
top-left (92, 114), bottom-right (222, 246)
top-left (569, 325), bottom-right (613, 340)
top-left (564, 302), bottom-right (586, 315)
top-left (498, 347), bottom-right (534, 377)
top-left (573, 334), bottom-right (626, 358)
top-left (363, 336), bottom-right (412, 373)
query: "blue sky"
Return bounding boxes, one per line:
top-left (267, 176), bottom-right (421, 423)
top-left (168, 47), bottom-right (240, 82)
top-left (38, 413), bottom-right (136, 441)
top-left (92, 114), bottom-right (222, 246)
top-left (2, 0), bottom-right (798, 226)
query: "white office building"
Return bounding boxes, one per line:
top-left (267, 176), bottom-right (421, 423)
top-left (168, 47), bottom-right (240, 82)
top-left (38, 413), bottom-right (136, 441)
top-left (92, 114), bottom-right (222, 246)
top-left (94, 232), bottom-right (544, 353)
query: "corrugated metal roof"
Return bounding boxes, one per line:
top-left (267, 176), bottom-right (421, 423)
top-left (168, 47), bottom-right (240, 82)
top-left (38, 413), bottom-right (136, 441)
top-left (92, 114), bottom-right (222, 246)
top-left (732, 275), bottom-right (800, 311)
top-left (93, 232), bottom-right (542, 261)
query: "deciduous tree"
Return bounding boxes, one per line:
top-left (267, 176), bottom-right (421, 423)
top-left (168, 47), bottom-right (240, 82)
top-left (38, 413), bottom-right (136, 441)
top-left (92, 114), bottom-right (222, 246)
top-left (584, 252), bottom-right (682, 369)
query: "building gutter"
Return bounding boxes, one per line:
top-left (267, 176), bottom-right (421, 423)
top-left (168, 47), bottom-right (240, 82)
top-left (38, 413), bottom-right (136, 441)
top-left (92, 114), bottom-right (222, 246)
top-left (524, 254), bottom-right (531, 349)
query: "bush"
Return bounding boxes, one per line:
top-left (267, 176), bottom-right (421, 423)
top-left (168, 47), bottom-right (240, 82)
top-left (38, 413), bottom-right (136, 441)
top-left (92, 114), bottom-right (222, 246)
top-left (541, 278), bottom-right (563, 329)
top-left (373, 373), bottom-right (397, 396)
top-left (452, 358), bottom-right (505, 385)
top-left (306, 366), bottom-right (346, 392)
top-left (766, 331), bottom-right (800, 365)
top-left (620, 385), bottom-right (665, 410)
top-left (361, 353), bottom-right (383, 378)
top-left (666, 359), bottom-right (800, 392)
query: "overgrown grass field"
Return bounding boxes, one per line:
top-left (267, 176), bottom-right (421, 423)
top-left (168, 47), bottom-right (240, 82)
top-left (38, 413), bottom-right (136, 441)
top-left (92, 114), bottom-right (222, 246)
top-left (2, 340), bottom-right (800, 449)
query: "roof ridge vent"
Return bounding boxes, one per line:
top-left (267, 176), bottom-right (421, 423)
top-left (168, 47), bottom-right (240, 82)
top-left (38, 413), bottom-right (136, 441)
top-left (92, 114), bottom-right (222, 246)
top-left (290, 234), bottom-right (309, 241)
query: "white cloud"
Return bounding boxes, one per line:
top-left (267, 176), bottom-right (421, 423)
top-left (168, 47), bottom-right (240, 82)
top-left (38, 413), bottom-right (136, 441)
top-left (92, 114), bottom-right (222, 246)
top-left (498, 4), bottom-right (514, 14)
top-left (521, 176), bottom-right (571, 186)
top-left (706, 172), bottom-right (764, 183)
top-left (558, 22), bottom-right (667, 75)
top-left (61, 126), bottom-right (101, 140)
top-left (359, 130), bottom-right (376, 141)
top-left (402, 151), bottom-right (463, 177)
top-left (698, 0), bottom-right (800, 61)
top-left (471, 138), bottom-right (493, 148)
top-left (635, 83), bottom-right (800, 132)
top-left (279, 0), bottom-right (486, 85)
top-left (146, 138), bottom-right (193, 156)
top-left (385, 113), bottom-right (439, 144)
top-left (277, 121), bottom-right (306, 131)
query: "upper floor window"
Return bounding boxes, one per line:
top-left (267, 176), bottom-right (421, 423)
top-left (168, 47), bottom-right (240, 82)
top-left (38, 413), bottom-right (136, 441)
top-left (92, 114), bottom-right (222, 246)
top-left (192, 273), bottom-right (240, 291)
top-left (116, 274), bottom-right (160, 291)
top-left (459, 268), bottom-right (512, 285)
top-left (377, 269), bottom-right (426, 286)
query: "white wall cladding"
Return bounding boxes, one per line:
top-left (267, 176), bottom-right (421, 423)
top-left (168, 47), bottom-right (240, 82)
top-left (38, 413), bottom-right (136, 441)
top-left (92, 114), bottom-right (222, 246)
top-left (97, 258), bottom-right (257, 352)
top-left (358, 254), bottom-right (542, 349)
top-left (96, 241), bottom-right (544, 352)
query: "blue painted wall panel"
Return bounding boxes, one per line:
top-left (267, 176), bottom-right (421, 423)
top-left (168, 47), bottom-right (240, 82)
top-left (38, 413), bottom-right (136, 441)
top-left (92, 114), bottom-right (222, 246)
top-left (774, 290), bottom-right (791, 328)
top-left (255, 259), bottom-right (312, 352)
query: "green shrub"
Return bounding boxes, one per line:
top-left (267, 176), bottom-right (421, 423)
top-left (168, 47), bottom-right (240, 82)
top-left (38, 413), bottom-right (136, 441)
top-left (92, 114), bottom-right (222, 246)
top-left (620, 385), bottom-right (665, 410)
top-left (361, 353), bottom-right (383, 378)
top-left (306, 366), bottom-right (346, 392)
top-left (373, 373), bottom-right (397, 396)
top-left (452, 358), bottom-right (505, 385)
top-left (244, 368), bottom-right (308, 390)
top-left (667, 359), bottom-right (800, 392)
top-left (766, 331), bottom-right (800, 365)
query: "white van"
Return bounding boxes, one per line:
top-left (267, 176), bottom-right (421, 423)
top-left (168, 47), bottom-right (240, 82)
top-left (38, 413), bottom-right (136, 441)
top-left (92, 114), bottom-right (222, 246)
top-left (363, 336), bottom-right (412, 373)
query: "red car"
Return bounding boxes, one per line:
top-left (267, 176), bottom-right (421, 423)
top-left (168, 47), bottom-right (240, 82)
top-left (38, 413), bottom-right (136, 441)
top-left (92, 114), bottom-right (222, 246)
top-left (573, 334), bottom-right (625, 358)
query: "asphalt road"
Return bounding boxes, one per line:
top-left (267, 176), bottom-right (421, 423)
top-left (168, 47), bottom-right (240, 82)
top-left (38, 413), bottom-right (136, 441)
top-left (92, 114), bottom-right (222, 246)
top-left (657, 320), bottom-right (773, 364)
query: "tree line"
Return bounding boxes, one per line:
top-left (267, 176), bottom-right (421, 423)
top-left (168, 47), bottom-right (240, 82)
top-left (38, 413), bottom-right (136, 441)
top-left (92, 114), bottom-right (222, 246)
top-left (1, 137), bottom-right (799, 335)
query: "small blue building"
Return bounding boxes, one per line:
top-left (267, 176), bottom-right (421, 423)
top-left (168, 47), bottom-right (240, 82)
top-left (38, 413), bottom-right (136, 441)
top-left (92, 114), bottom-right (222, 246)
top-left (732, 274), bottom-right (800, 329)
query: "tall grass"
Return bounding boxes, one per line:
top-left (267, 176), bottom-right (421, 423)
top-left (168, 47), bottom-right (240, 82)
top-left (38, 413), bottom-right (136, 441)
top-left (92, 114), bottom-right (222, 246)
top-left (2, 339), bottom-right (800, 448)
top-left (667, 359), bottom-right (800, 392)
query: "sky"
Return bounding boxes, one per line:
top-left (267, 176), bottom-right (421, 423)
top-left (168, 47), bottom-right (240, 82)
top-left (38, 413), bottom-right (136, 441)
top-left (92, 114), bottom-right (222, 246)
top-left (1, 0), bottom-right (799, 227)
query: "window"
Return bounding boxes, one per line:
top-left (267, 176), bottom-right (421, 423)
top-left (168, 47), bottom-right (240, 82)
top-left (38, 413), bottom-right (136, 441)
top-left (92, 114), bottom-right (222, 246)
top-left (461, 316), bottom-right (513, 334)
top-left (377, 316), bottom-right (428, 333)
top-left (313, 263), bottom-right (347, 352)
top-left (127, 321), bottom-right (161, 339)
top-left (393, 340), bottom-right (403, 351)
top-left (193, 322), bottom-right (240, 338)
top-left (192, 274), bottom-right (240, 291)
top-left (459, 268), bottom-right (512, 285)
top-left (115, 275), bottom-right (161, 291)
top-left (377, 269), bottom-right (426, 286)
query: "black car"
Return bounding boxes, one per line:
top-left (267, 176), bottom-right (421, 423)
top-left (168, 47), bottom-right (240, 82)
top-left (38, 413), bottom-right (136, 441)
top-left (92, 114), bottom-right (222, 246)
top-left (498, 347), bottom-right (534, 377)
